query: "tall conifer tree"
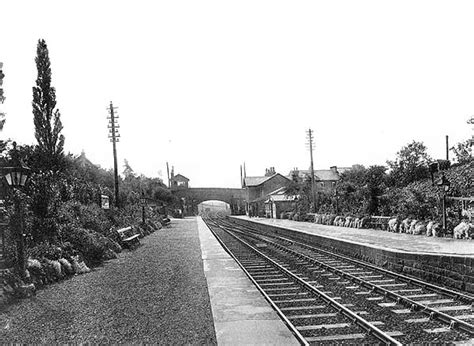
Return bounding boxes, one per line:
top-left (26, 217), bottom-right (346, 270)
top-left (32, 39), bottom-right (65, 171)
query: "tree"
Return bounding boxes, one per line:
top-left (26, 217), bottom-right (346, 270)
top-left (364, 165), bottom-right (388, 215)
top-left (0, 112), bottom-right (5, 131)
top-left (337, 165), bottom-right (367, 215)
top-left (450, 140), bottom-right (472, 164)
top-left (32, 39), bottom-right (65, 172)
top-left (387, 141), bottom-right (431, 187)
top-left (123, 159), bottom-right (135, 180)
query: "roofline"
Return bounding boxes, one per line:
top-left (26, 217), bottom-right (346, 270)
top-left (245, 173), bottom-right (291, 187)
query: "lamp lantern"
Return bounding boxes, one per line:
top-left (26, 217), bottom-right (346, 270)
top-left (2, 143), bottom-right (31, 188)
top-left (0, 141), bottom-right (31, 279)
top-left (436, 173), bottom-right (451, 232)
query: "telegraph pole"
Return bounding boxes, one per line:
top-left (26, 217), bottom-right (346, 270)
top-left (307, 128), bottom-right (316, 212)
top-left (107, 102), bottom-right (120, 207)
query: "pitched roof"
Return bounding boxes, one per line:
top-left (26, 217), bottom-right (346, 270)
top-left (289, 169), bottom-right (340, 181)
top-left (75, 151), bottom-right (96, 168)
top-left (314, 169), bottom-right (340, 181)
top-left (173, 174), bottom-right (189, 181)
top-left (244, 173), bottom-right (290, 187)
top-left (244, 176), bottom-right (270, 187)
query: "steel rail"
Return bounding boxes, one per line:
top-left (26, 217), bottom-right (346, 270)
top-left (209, 219), bottom-right (403, 345)
top-left (222, 223), bottom-right (474, 336)
top-left (224, 218), bottom-right (474, 303)
top-left (203, 219), bottom-right (309, 346)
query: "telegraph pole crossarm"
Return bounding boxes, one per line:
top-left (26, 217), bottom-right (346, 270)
top-left (307, 128), bottom-right (316, 213)
top-left (107, 101), bottom-right (120, 207)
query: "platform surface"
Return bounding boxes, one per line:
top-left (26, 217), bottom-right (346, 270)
top-left (233, 216), bottom-right (474, 257)
top-left (197, 217), bottom-right (299, 346)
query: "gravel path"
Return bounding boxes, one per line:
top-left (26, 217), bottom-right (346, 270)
top-left (0, 218), bottom-right (217, 344)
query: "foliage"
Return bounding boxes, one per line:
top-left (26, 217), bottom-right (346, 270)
top-left (123, 159), bottom-right (135, 180)
top-left (61, 226), bottom-right (120, 265)
top-left (364, 165), bottom-right (388, 215)
top-left (387, 140), bottom-right (431, 187)
top-left (26, 171), bottom-right (62, 244)
top-left (32, 39), bottom-right (65, 173)
top-left (450, 140), bottom-right (472, 165)
top-left (28, 243), bottom-right (62, 261)
top-left (58, 200), bottom-right (113, 235)
top-left (335, 165), bottom-right (367, 215)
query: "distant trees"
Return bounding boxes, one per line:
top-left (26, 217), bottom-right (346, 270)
top-left (32, 39), bottom-right (65, 173)
top-left (333, 164), bottom-right (388, 216)
top-left (387, 141), bottom-right (431, 187)
top-left (0, 39), bottom-right (178, 271)
top-left (365, 165), bottom-right (388, 215)
top-left (123, 159), bottom-right (135, 180)
top-left (450, 140), bottom-right (472, 164)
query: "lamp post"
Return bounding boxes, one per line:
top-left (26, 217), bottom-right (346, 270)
top-left (437, 173), bottom-right (451, 232)
top-left (1, 142), bottom-right (31, 278)
top-left (293, 195), bottom-right (299, 215)
top-left (333, 182), bottom-right (339, 214)
top-left (140, 193), bottom-right (146, 225)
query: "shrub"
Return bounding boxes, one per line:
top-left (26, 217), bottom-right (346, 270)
top-left (28, 243), bottom-right (62, 260)
top-left (62, 227), bottom-right (119, 265)
top-left (58, 201), bottom-right (112, 235)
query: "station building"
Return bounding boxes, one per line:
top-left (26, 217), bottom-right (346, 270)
top-left (243, 170), bottom-right (292, 217)
top-left (243, 166), bottom-right (349, 218)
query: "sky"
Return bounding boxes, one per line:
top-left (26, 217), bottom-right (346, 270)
top-left (1, 1), bottom-right (473, 188)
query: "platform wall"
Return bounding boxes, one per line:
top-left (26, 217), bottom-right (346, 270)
top-left (229, 217), bottom-right (474, 294)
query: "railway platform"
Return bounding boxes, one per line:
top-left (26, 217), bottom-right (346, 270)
top-left (229, 216), bottom-right (474, 293)
top-left (232, 216), bottom-right (473, 256)
top-left (197, 217), bottom-right (299, 345)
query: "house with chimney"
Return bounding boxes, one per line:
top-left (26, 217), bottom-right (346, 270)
top-left (170, 172), bottom-right (189, 190)
top-left (242, 166), bottom-right (292, 217)
top-left (288, 166), bottom-right (347, 193)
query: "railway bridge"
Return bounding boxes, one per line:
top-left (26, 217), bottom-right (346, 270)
top-left (172, 187), bottom-right (247, 215)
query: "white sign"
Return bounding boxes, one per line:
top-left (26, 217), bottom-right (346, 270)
top-left (101, 195), bottom-right (110, 209)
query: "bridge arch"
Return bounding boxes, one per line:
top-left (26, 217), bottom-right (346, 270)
top-left (198, 200), bottom-right (232, 217)
top-left (172, 187), bottom-right (246, 216)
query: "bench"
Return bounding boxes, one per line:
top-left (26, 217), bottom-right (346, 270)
top-left (369, 216), bottom-right (391, 231)
top-left (116, 226), bottom-right (140, 249)
top-left (160, 216), bottom-right (171, 227)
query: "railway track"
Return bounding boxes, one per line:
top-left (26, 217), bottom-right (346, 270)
top-left (203, 216), bottom-right (474, 345)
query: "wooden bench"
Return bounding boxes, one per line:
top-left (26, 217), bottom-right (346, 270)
top-left (369, 216), bottom-right (391, 230)
top-left (116, 226), bottom-right (140, 249)
top-left (160, 216), bottom-right (171, 227)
